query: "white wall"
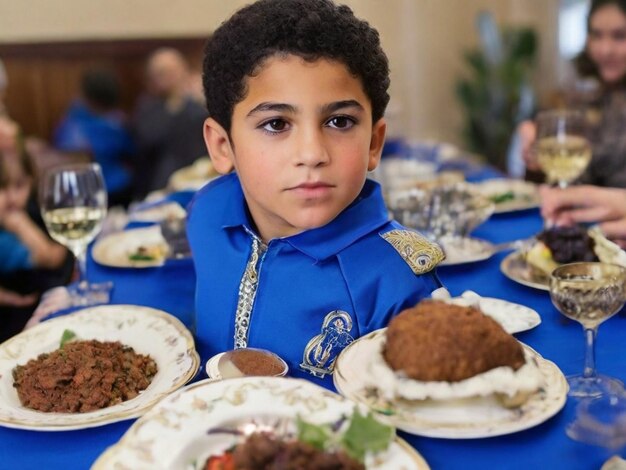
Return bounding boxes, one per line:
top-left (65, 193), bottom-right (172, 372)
top-left (0, 0), bottom-right (561, 146)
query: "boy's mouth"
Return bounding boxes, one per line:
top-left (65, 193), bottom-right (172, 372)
top-left (287, 181), bottom-right (335, 198)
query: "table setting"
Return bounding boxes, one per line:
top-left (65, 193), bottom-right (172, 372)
top-left (1, 149), bottom-right (626, 470)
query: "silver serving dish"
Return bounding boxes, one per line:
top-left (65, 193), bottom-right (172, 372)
top-left (387, 182), bottom-right (495, 239)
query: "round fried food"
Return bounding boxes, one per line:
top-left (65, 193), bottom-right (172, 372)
top-left (383, 300), bottom-right (525, 382)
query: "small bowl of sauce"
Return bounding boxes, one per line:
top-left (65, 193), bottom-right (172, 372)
top-left (206, 348), bottom-right (288, 379)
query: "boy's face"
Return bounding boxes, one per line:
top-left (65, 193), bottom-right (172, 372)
top-left (204, 55), bottom-right (386, 241)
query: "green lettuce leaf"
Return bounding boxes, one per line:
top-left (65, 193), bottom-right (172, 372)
top-left (296, 415), bottom-right (333, 450)
top-left (340, 410), bottom-right (394, 462)
top-left (296, 409), bottom-right (394, 462)
top-left (60, 329), bottom-right (77, 348)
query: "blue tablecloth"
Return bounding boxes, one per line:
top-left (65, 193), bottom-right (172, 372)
top-left (1, 204), bottom-right (624, 469)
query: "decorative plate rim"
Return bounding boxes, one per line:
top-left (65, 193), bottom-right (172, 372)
top-left (439, 236), bottom-right (495, 266)
top-left (333, 329), bottom-right (568, 439)
top-left (92, 376), bottom-right (430, 470)
top-left (0, 304), bottom-right (200, 431)
top-left (500, 251), bottom-right (550, 291)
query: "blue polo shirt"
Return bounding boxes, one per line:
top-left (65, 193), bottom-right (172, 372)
top-left (187, 173), bottom-right (442, 388)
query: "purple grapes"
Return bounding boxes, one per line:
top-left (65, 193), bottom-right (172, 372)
top-left (537, 226), bottom-right (599, 264)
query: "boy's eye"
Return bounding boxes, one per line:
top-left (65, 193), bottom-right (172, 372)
top-left (326, 116), bottom-right (355, 130)
top-left (261, 119), bottom-right (289, 133)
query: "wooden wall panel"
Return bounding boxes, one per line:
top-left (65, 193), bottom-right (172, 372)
top-left (0, 37), bottom-right (206, 140)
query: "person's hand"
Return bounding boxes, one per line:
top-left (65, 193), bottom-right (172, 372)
top-left (540, 185), bottom-right (626, 226)
top-left (518, 120), bottom-right (539, 171)
top-left (3, 210), bottom-right (30, 233)
top-left (0, 286), bottom-right (36, 307)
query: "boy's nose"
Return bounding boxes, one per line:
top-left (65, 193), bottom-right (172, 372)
top-left (295, 129), bottom-right (330, 167)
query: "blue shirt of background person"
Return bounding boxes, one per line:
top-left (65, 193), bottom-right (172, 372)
top-left (54, 68), bottom-right (134, 206)
top-left (0, 230), bottom-right (31, 273)
top-left (187, 0), bottom-right (445, 389)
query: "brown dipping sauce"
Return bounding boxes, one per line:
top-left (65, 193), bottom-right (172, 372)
top-left (219, 348), bottom-right (287, 378)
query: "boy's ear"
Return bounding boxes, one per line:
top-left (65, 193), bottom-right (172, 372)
top-left (367, 118), bottom-right (387, 172)
top-left (203, 118), bottom-right (235, 174)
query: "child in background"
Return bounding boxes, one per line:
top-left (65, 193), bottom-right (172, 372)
top-left (188, 0), bottom-right (444, 387)
top-left (54, 68), bottom-right (135, 207)
top-left (0, 119), bottom-right (72, 341)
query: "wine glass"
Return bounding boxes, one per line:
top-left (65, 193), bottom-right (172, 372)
top-left (40, 163), bottom-right (111, 306)
top-left (550, 262), bottom-right (626, 398)
top-left (535, 109), bottom-right (592, 188)
top-left (567, 389), bottom-right (626, 451)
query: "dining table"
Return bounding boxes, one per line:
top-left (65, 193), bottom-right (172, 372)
top-left (1, 168), bottom-right (624, 470)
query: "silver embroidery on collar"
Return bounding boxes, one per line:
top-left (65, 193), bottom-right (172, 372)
top-left (234, 236), bottom-right (267, 349)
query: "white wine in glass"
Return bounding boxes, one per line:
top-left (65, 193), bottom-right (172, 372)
top-left (550, 262), bottom-right (626, 398)
top-left (535, 110), bottom-right (592, 188)
top-left (41, 163), bottom-right (111, 306)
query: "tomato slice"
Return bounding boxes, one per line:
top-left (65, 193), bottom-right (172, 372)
top-left (204, 452), bottom-right (235, 470)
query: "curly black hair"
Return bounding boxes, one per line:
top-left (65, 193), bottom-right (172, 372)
top-left (203, 0), bottom-right (390, 133)
top-left (81, 68), bottom-right (121, 111)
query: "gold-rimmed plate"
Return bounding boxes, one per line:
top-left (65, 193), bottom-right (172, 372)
top-left (439, 237), bottom-right (495, 266)
top-left (334, 330), bottom-right (567, 439)
top-left (500, 251), bottom-right (550, 291)
top-left (0, 305), bottom-right (200, 431)
top-left (92, 226), bottom-right (168, 268)
top-left (93, 376), bottom-right (430, 470)
top-left (474, 179), bottom-right (540, 214)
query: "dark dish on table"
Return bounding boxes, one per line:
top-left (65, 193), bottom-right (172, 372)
top-left (216, 348), bottom-right (289, 378)
top-left (12, 331), bottom-right (158, 413)
top-left (526, 225), bottom-right (598, 277)
top-left (204, 410), bottom-right (393, 470)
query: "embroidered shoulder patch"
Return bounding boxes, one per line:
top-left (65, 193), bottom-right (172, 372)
top-left (380, 229), bottom-right (445, 274)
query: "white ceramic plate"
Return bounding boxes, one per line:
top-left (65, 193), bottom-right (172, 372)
top-left (205, 352), bottom-right (224, 379)
top-left (334, 330), bottom-right (567, 439)
top-left (439, 236), bottom-right (495, 266)
top-left (475, 179), bottom-right (540, 214)
top-left (129, 202), bottom-right (186, 223)
top-left (478, 297), bottom-right (541, 333)
top-left (92, 226), bottom-right (168, 268)
top-left (439, 292), bottom-right (541, 334)
top-left (501, 227), bottom-right (626, 291)
top-left (93, 376), bottom-right (430, 470)
top-left (500, 251), bottom-right (550, 291)
top-left (168, 157), bottom-right (219, 192)
top-left (0, 305), bottom-right (199, 431)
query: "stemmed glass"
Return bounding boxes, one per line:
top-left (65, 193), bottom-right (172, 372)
top-left (549, 262), bottom-right (626, 398)
top-left (535, 109), bottom-right (592, 188)
top-left (40, 163), bottom-right (111, 306)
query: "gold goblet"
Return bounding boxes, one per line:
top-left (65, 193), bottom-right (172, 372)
top-left (550, 262), bottom-right (626, 398)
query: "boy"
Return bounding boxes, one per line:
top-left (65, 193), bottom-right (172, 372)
top-left (188, 0), bottom-right (444, 386)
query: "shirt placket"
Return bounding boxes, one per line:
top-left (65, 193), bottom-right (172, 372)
top-left (233, 233), bottom-right (268, 349)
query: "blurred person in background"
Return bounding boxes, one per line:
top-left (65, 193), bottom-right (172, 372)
top-left (0, 117), bottom-right (73, 341)
top-left (0, 58), bottom-right (7, 117)
top-left (520, 0), bottom-right (626, 187)
top-left (132, 48), bottom-right (208, 199)
top-left (54, 68), bottom-right (135, 207)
